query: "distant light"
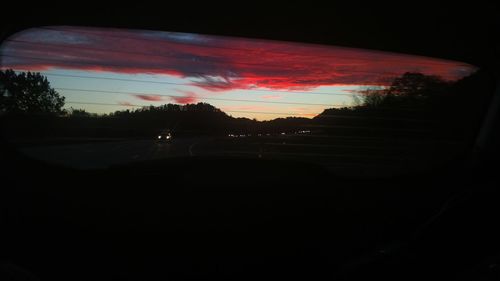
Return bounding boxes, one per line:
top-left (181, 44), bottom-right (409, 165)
top-left (158, 135), bottom-right (161, 139)
top-left (281, 132), bottom-right (286, 135)
top-left (166, 135), bottom-right (171, 139)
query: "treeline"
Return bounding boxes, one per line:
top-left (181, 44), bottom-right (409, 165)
top-left (0, 102), bottom-right (316, 139)
top-left (313, 71), bottom-right (493, 139)
top-left (1, 69), bottom-right (494, 140)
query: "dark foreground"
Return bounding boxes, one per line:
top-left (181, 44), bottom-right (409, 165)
top-left (17, 133), bottom-right (463, 177)
top-left (2, 137), bottom-right (500, 281)
top-left (1, 127), bottom-right (497, 281)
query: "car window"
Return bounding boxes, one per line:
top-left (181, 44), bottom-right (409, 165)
top-left (0, 26), bottom-right (492, 176)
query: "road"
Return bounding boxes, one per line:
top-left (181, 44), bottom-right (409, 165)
top-left (17, 134), bottom-right (464, 176)
top-left (19, 137), bottom-right (206, 170)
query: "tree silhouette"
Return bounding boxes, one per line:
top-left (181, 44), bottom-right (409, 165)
top-left (359, 72), bottom-right (452, 109)
top-left (2, 70), bottom-right (484, 140)
top-left (67, 108), bottom-right (95, 117)
top-left (0, 69), bottom-right (65, 114)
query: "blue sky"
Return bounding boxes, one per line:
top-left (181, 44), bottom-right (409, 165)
top-left (0, 26), bottom-right (477, 120)
top-left (47, 69), bottom-right (362, 119)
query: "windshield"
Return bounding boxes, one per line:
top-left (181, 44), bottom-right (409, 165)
top-left (0, 26), bottom-right (491, 176)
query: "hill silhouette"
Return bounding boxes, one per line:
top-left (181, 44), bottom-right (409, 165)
top-left (1, 70), bottom-right (493, 142)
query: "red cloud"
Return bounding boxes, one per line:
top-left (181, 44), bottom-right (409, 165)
top-left (1, 26), bottom-right (478, 92)
top-left (172, 90), bottom-right (197, 104)
top-left (135, 94), bottom-right (163, 101)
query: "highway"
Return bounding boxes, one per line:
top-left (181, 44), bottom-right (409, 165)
top-left (19, 137), bottom-right (206, 169)
top-left (17, 134), bottom-right (464, 176)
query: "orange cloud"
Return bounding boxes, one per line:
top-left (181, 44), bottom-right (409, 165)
top-left (261, 94), bottom-right (283, 100)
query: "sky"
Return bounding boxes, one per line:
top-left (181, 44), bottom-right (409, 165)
top-left (0, 26), bottom-right (477, 120)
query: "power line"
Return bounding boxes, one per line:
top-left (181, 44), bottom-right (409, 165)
top-left (66, 101), bottom-right (142, 107)
top-left (64, 100), bottom-right (430, 123)
top-left (33, 72), bottom-right (188, 86)
top-left (35, 27), bottom-right (468, 67)
top-left (0, 53), bottom-right (400, 83)
top-left (218, 110), bottom-right (315, 116)
top-left (55, 87), bottom-right (347, 107)
top-left (64, 101), bottom-right (319, 116)
top-left (3, 63), bottom-right (365, 97)
top-left (2, 68), bottom-right (431, 118)
top-left (58, 88), bottom-right (430, 121)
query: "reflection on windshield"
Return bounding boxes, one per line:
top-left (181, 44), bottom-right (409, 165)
top-left (0, 26), bottom-right (490, 176)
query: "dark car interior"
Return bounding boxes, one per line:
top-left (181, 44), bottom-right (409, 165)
top-left (1, 3), bottom-right (499, 281)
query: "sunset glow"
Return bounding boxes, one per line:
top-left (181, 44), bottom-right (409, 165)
top-left (0, 26), bottom-right (477, 120)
